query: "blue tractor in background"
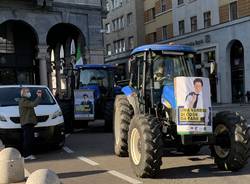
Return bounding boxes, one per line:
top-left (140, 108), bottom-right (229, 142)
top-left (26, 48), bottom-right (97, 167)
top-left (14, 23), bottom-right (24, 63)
top-left (113, 44), bottom-right (250, 178)
top-left (72, 64), bottom-right (119, 131)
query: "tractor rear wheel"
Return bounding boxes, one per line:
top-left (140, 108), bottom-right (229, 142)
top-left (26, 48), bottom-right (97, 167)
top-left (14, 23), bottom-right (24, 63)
top-left (104, 100), bottom-right (114, 132)
top-left (114, 95), bottom-right (133, 157)
top-left (210, 111), bottom-right (250, 171)
top-left (128, 115), bottom-right (163, 178)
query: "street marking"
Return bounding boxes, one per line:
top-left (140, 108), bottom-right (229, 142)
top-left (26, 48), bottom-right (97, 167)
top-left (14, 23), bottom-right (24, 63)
top-left (108, 170), bottom-right (142, 184)
top-left (65, 133), bottom-right (71, 138)
top-left (63, 146), bottom-right (99, 166)
top-left (24, 168), bottom-right (31, 178)
top-left (63, 146), bottom-right (74, 153)
top-left (63, 146), bottom-right (141, 184)
top-left (77, 156), bottom-right (99, 166)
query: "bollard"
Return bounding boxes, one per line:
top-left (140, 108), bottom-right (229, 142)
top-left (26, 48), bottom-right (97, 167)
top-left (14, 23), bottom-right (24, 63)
top-left (0, 148), bottom-right (25, 184)
top-left (0, 139), bottom-right (4, 151)
top-left (26, 169), bottom-right (60, 184)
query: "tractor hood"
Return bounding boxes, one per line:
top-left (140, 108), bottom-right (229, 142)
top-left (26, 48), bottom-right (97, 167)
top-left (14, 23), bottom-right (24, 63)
top-left (121, 76), bottom-right (212, 111)
top-left (121, 77), bottom-right (213, 134)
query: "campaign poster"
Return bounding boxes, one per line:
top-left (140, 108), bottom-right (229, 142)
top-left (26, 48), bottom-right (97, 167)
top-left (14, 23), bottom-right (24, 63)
top-left (175, 77), bottom-right (212, 135)
top-left (74, 89), bottom-right (95, 120)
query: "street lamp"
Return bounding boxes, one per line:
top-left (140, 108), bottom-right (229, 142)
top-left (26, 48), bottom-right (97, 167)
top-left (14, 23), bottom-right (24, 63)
top-left (50, 49), bottom-right (57, 96)
top-left (50, 49), bottom-right (55, 70)
top-left (60, 45), bottom-right (65, 74)
top-left (69, 39), bottom-right (76, 99)
top-left (70, 39), bottom-right (76, 69)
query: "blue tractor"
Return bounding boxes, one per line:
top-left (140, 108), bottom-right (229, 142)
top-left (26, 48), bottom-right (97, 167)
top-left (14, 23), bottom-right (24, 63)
top-left (73, 64), bottom-right (118, 131)
top-left (113, 44), bottom-right (250, 178)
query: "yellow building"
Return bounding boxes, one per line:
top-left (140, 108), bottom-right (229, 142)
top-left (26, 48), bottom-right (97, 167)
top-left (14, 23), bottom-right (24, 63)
top-left (144, 0), bottom-right (173, 44)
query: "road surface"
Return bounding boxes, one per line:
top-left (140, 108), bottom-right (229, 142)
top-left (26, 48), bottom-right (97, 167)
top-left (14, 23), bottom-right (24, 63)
top-left (21, 121), bottom-right (250, 184)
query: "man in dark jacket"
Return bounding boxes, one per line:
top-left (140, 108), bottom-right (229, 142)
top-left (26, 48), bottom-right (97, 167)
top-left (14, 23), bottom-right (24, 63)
top-left (19, 88), bottom-right (42, 160)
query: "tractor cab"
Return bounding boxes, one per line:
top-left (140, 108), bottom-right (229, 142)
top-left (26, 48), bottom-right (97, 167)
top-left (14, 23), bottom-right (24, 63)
top-left (76, 64), bottom-right (115, 99)
top-left (73, 64), bottom-right (117, 131)
top-left (125, 44), bottom-right (197, 114)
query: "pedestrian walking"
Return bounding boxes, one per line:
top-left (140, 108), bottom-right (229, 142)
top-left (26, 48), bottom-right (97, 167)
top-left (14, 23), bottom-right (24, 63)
top-left (19, 88), bottom-right (42, 160)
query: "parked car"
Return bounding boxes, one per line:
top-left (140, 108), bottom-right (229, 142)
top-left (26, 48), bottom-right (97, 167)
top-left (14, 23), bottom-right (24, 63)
top-left (0, 85), bottom-right (65, 149)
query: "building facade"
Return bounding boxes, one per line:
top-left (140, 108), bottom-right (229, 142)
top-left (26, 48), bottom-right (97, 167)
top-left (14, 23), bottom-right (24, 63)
top-left (103, 0), bottom-right (144, 80)
top-left (144, 0), bottom-right (250, 104)
top-left (0, 0), bottom-right (106, 98)
top-left (144, 0), bottom-right (173, 44)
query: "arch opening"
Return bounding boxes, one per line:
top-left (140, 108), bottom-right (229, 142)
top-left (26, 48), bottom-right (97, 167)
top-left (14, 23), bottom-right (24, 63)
top-left (46, 23), bottom-right (86, 98)
top-left (0, 20), bottom-right (39, 85)
top-left (229, 40), bottom-right (245, 103)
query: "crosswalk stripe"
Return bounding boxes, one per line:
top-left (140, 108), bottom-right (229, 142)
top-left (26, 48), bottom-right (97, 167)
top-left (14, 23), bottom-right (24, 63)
top-left (108, 170), bottom-right (142, 184)
top-left (63, 146), bottom-right (74, 153)
top-left (77, 156), bottom-right (99, 166)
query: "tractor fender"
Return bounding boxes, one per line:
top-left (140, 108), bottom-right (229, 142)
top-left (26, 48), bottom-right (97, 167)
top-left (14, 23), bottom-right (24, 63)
top-left (121, 86), bottom-right (140, 115)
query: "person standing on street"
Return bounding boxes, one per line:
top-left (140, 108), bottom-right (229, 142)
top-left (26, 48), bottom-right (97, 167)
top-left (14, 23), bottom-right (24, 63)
top-left (19, 88), bottom-right (42, 160)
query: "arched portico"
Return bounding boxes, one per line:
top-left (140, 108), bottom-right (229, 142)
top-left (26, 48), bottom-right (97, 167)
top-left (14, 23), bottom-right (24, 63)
top-left (227, 40), bottom-right (245, 103)
top-left (0, 20), bottom-right (39, 85)
top-left (46, 23), bottom-right (86, 98)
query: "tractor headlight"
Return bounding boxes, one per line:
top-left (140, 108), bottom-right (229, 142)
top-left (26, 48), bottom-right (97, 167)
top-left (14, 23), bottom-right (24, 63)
top-left (0, 115), bottom-right (7, 122)
top-left (52, 110), bottom-right (63, 119)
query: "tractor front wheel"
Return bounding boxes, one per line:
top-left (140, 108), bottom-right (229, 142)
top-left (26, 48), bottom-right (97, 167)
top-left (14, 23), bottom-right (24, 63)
top-left (128, 115), bottom-right (163, 178)
top-left (210, 111), bottom-right (250, 171)
top-left (104, 100), bottom-right (114, 132)
top-left (114, 95), bottom-right (133, 157)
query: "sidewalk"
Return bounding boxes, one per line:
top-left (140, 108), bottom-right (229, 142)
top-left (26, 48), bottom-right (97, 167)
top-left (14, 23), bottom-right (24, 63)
top-left (213, 103), bottom-right (250, 120)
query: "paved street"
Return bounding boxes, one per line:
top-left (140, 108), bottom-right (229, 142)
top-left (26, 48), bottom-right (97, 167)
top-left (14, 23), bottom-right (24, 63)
top-left (213, 103), bottom-right (250, 120)
top-left (20, 118), bottom-right (250, 184)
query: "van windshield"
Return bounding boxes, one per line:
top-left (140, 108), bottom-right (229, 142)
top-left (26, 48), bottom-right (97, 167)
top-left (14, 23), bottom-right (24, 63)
top-left (0, 87), bottom-right (56, 107)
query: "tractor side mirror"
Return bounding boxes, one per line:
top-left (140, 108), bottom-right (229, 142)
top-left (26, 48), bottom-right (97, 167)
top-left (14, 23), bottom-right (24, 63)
top-left (210, 60), bottom-right (217, 74)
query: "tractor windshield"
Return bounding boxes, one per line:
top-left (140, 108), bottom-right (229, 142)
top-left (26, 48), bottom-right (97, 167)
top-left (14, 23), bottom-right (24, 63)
top-left (79, 69), bottom-right (113, 89)
top-left (153, 53), bottom-right (196, 85)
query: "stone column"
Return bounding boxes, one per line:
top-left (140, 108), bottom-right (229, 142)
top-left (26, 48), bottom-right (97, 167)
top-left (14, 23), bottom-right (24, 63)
top-left (38, 45), bottom-right (49, 86)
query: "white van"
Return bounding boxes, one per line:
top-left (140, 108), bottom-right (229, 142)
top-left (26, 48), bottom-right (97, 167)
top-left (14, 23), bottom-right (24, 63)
top-left (0, 85), bottom-right (65, 148)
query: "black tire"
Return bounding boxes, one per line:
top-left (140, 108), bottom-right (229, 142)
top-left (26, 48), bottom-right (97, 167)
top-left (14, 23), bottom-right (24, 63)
top-left (128, 115), bottom-right (163, 178)
top-left (104, 100), bottom-right (114, 132)
top-left (210, 111), bottom-right (250, 171)
top-left (114, 95), bottom-right (133, 157)
top-left (180, 145), bottom-right (201, 156)
top-left (81, 121), bottom-right (89, 128)
top-left (73, 120), bottom-right (88, 129)
top-left (59, 100), bottom-right (74, 133)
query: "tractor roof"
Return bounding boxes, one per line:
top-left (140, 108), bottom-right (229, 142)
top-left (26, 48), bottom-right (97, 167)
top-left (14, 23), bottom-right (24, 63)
top-left (75, 64), bottom-right (115, 69)
top-left (130, 44), bottom-right (196, 55)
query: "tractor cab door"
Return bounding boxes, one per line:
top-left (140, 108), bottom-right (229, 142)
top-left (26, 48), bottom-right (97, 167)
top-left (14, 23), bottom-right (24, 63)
top-left (129, 53), bottom-right (147, 113)
top-left (129, 52), bottom-right (157, 114)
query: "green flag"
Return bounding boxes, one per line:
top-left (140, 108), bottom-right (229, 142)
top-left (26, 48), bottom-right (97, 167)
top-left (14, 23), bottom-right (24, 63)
top-left (76, 46), bottom-right (84, 66)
